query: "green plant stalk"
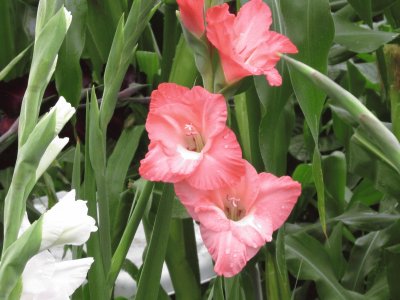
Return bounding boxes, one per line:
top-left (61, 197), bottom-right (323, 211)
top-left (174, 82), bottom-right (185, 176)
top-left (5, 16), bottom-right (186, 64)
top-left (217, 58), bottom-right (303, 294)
top-left (84, 96), bottom-right (107, 300)
top-left (18, 7), bottom-right (70, 148)
top-left (135, 183), bottom-right (175, 300)
top-left (107, 181), bottom-right (155, 296)
top-left (161, 3), bottom-right (179, 82)
top-left (282, 55), bottom-right (400, 174)
top-left (165, 219), bottom-right (201, 300)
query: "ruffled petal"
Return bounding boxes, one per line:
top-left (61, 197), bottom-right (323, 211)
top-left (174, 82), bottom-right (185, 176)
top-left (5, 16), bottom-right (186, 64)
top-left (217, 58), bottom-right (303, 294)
top-left (146, 103), bottom-right (199, 149)
top-left (186, 127), bottom-right (245, 190)
top-left (206, 4), bottom-right (236, 57)
top-left (195, 205), bottom-right (230, 232)
top-left (189, 86), bottom-right (227, 138)
top-left (200, 226), bottom-right (247, 277)
top-left (168, 145), bottom-right (203, 176)
top-left (149, 83), bottom-right (190, 112)
top-left (231, 214), bottom-right (273, 248)
top-left (139, 142), bottom-right (186, 183)
top-left (233, 0), bottom-right (272, 56)
top-left (254, 173), bottom-right (301, 231)
top-left (52, 257), bottom-right (94, 296)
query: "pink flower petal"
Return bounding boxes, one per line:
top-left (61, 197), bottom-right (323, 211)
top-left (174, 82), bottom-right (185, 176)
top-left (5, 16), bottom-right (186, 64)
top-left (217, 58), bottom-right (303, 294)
top-left (200, 226), bottom-right (248, 277)
top-left (233, 0), bottom-right (272, 55)
top-left (206, 0), bottom-right (297, 85)
top-left (188, 86), bottom-right (227, 139)
top-left (186, 127), bottom-right (245, 190)
top-left (206, 4), bottom-right (236, 58)
top-left (146, 104), bottom-right (198, 149)
top-left (254, 173), bottom-right (301, 231)
top-left (139, 142), bottom-right (186, 183)
top-left (177, 0), bottom-right (205, 38)
top-left (150, 83), bottom-right (190, 112)
top-left (265, 68), bottom-right (282, 86)
top-left (231, 214), bottom-right (273, 248)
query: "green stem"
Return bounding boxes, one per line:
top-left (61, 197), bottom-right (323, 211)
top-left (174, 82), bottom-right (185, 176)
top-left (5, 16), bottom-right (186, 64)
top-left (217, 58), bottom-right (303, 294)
top-left (84, 97), bottom-right (107, 300)
top-left (282, 54), bottom-right (400, 174)
top-left (107, 181), bottom-right (154, 295)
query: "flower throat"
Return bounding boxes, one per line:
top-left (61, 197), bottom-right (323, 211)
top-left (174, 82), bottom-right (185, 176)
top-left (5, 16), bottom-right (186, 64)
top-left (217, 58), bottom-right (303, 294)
top-left (184, 123), bottom-right (205, 152)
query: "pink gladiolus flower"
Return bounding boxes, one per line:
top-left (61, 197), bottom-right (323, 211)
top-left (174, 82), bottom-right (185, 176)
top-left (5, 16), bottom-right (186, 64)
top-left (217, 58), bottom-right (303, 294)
top-left (206, 0), bottom-right (298, 86)
top-left (175, 161), bottom-right (301, 277)
top-left (177, 0), bottom-right (205, 38)
top-left (139, 83), bottom-right (244, 190)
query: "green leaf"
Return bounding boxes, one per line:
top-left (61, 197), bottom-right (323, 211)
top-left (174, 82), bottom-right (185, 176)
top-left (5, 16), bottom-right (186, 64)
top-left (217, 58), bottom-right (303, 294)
top-left (286, 233), bottom-right (363, 300)
top-left (0, 44), bottom-right (32, 81)
top-left (281, 0), bottom-right (334, 233)
top-left (107, 181), bottom-right (154, 295)
top-left (325, 223), bottom-right (346, 279)
top-left (255, 73), bottom-right (295, 175)
top-left (348, 0), bottom-right (372, 27)
top-left (349, 128), bottom-right (400, 198)
top-left (234, 86), bottom-right (263, 172)
top-left (342, 230), bottom-right (384, 292)
top-left (322, 151), bottom-right (346, 217)
top-left (55, 0), bottom-right (88, 108)
top-left (333, 14), bottom-right (399, 53)
top-left (281, 0), bottom-right (333, 141)
top-left (0, 218), bottom-right (43, 298)
top-left (136, 51), bottom-right (160, 86)
top-left (350, 178), bottom-right (383, 206)
top-left (135, 183), bottom-right (175, 300)
top-left (169, 35), bottom-right (198, 87)
top-left (312, 149), bottom-right (327, 234)
top-left (334, 204), bottom-right (400, 231)
top-left (385, 244), bottom-right (400, 299)
top-left (106, 125), bottom-right (144, 229)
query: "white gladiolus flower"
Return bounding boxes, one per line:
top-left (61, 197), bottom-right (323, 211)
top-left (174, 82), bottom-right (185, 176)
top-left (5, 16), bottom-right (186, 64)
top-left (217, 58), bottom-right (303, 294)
top-left (40, 190), bottom-right (98, 251)
top-left (21, 250), bottom-right (93, 300)
top-left (35, 136), bottom-right (69, 180)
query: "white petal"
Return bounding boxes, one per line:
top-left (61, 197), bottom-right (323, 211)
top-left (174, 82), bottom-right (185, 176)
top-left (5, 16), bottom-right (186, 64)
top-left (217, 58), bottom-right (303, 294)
top-left (21, 251), bottom-right (56, 298)
top-left (53, 97), bottom-right (75, 134)
top-left (40, 190), bottom-right (97, 250)
top-left (35, 136), bottom-right (69, 181)
top-left (52, 257), bottom-right (94, 296)
top-left (21, 252), bottom-right (93, 300)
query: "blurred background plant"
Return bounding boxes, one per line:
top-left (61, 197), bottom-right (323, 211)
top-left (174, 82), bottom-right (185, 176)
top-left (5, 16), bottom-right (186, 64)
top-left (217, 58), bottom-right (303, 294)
top-left (0, 0), bottom-right (400, 299)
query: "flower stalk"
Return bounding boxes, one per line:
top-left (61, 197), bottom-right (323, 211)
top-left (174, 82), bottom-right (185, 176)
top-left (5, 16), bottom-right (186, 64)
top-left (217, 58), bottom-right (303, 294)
top-left (282, 54), bottom-right (400, 174)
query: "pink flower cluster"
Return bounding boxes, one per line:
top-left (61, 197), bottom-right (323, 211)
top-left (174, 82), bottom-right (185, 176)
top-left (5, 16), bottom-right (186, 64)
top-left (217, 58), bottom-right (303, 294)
top-left (139, 0), bottom-right (301, 277)
top-left (177, 0), bottom-right (298, 86)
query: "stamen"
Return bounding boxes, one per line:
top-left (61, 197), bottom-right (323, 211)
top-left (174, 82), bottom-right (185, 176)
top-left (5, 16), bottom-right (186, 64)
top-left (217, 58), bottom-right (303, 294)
top-left (225, 195), bottom-right (244, 221)
top-left (184, 123), bottom-right (205, 152)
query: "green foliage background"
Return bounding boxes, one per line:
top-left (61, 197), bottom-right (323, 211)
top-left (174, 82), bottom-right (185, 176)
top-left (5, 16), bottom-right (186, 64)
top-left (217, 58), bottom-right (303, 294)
top-left (1, 0), bottom-right (400, 299)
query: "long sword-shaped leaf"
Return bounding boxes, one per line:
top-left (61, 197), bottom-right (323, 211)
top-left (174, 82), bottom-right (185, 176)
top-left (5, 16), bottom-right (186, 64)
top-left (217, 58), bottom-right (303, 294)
top-left (135, 183), bottom-right (175, 300)
top-left (281, 0), bottom-right (334, 234)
